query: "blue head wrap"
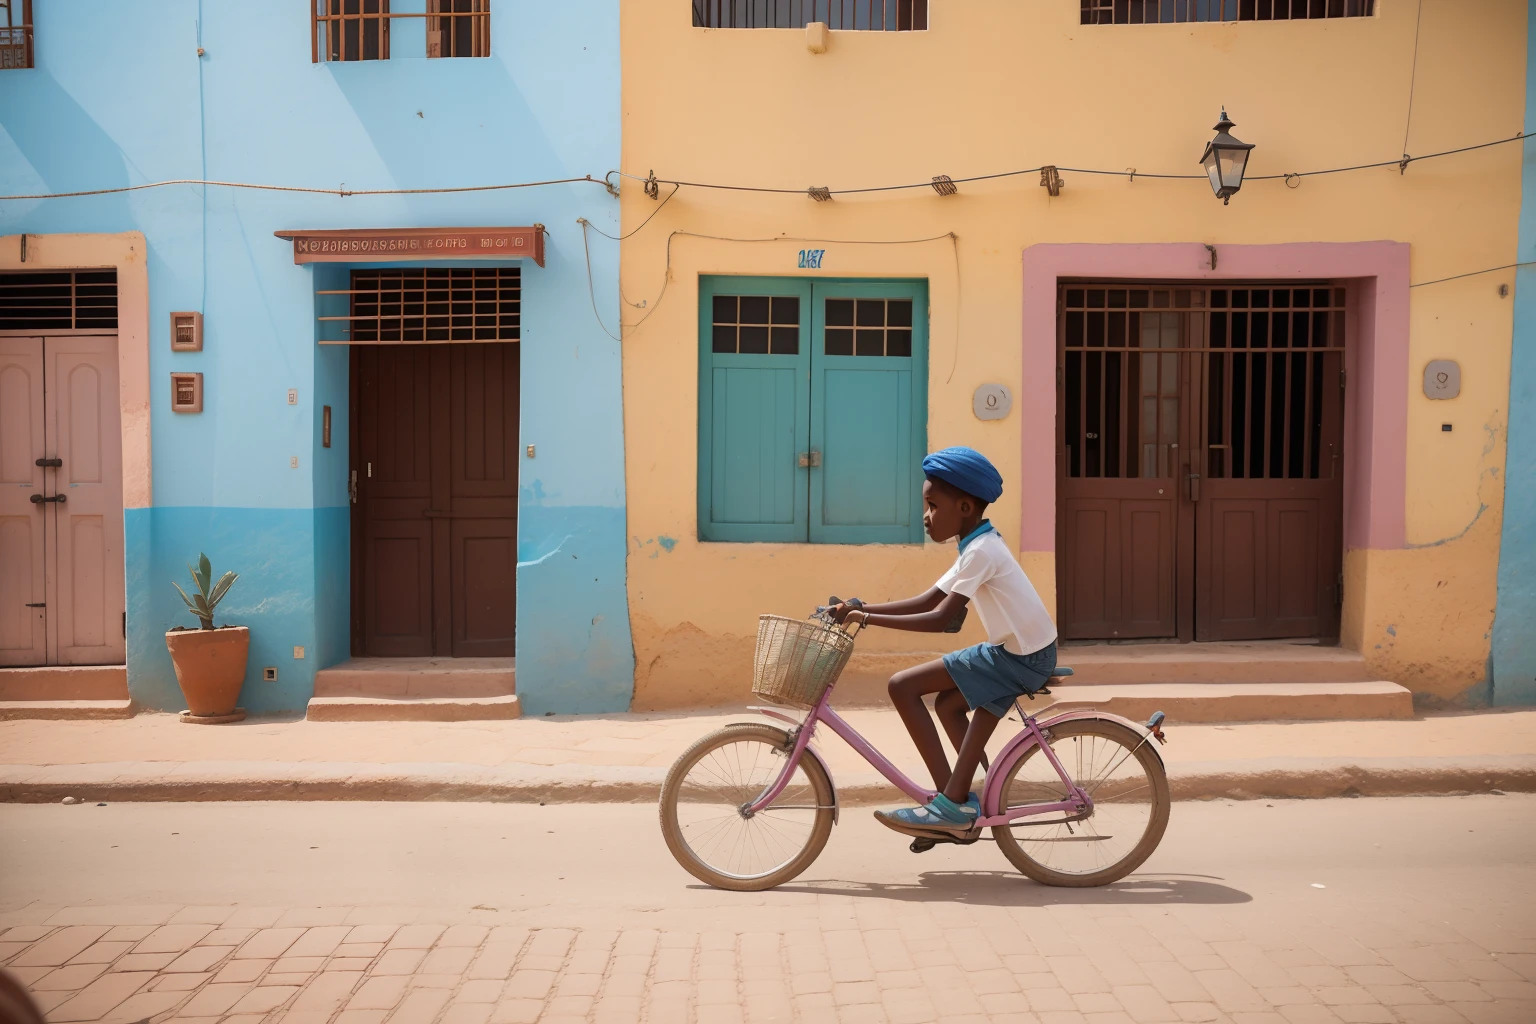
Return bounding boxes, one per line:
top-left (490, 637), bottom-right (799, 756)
top-left (922, 447), bottom-right (1003, 504)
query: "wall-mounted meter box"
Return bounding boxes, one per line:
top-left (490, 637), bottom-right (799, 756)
top-left (171, 372), bottom-right (203, 413)
top-left (170, 311), bottom-right (203, 352)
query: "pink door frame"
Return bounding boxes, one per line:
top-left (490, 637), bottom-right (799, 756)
top-left (1019, 241), bottom-right (1410, 561)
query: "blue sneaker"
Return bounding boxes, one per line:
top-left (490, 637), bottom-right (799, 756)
top-left (875, 792), bottom-right (981, 837)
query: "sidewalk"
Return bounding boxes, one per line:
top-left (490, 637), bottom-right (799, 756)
top-left (3, 706), bottom-right (1535, 804)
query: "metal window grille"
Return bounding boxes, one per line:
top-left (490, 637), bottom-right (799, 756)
top-left (429, 0), bottom-right (490, 57)
top-left (0, 0), bottom-right (33, 69)
top-left (1060, 284), bottom-right (1346, 482)
top-left (711, 295), bottom-right (800, 354)
top-left (311, 0), bottom-right (490, 62)
top-left (0, 270), bottom-right (118, 331)
top-left (694, 1), bottom-right (928, 30)
top-left (824, 298), bottom-right (913, 357)
top-left (328, 268), bottom-right (520, 343)
top-left (1081, 0), bottom-right (1373, 24)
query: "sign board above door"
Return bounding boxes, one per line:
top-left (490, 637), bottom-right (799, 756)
top-left (274, 226), bottom-right (545, 267)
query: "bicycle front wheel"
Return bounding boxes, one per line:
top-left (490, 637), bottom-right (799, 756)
top-left (992, 718), bottom-right (1170, 887)
top-left (659, 723), bottom-right (835, 892)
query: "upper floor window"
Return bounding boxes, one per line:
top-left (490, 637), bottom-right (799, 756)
top-left (694, 1), bottom-right (927, 31)
top-left (1, 0), bottom-right (33, 69)
top-left (312, 0), bottom-right (490, 62)
top-left (1081, 0), bottom-right (1373, 23)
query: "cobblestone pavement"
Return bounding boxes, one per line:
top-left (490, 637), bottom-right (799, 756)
top-left (2, 797), bottom-right (1533, 1024)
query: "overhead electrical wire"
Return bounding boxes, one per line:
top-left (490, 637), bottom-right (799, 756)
top-left (1, 133), bottom-right (1522, 204)
top-left (611, 132), bottom-right (1525, 197)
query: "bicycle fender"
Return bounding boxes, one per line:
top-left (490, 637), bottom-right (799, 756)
top-left (739, 714), bottom-right (840, 825)
top-left (981, 709), bottom-right (1164, 814)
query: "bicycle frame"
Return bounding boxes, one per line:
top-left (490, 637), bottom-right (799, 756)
top-left (745, 680), bottom-right (1096, 828)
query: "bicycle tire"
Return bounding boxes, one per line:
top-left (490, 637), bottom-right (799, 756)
top-left (991, 718), bottom-right (1170, 887)
top-left (659, 723), bottom-right (836, 892)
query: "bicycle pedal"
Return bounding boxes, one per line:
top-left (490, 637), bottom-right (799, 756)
top-left (909, 837), bottom-right (938, 853)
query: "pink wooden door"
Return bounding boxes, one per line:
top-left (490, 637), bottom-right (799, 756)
top-left (44, 337), bottom-right (125, 665)
top-left (0, 337), bottom-right (47, 666)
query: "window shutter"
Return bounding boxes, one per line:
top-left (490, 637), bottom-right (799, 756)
top-left (697, 278), bottom-right (811, 542)
top-left (809, 281), bottom-right (928, 545)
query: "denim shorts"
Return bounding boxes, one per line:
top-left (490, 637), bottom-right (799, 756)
top-left (941, 640), bottom-right (1058, 718)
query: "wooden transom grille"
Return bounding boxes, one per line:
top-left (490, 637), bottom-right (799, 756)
top-left (1081, 0), bottom-right (1373, 23)
top-left (0, 270), bottom-right (118, 331)
top-left (694, 1), bottom-right (927, 30)
top-left (338, 268), bottom-right (520, 343)
top-left (1061, 284), bottom-right (1345, 483)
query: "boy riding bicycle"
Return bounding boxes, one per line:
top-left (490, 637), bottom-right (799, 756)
top-left (831, 446), bottom-right (1058, 838)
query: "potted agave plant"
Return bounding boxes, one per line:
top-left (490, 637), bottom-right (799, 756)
top-left (165, 553), bottom-right (249, 724)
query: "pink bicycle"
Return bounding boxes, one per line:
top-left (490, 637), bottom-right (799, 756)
top-left (660, 609), bottom-right (1171, 892)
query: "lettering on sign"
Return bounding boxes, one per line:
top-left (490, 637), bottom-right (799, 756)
top-left (275, 226), bottom-right (545, 266)
top-left (797, 249), bottom-right (826, 270)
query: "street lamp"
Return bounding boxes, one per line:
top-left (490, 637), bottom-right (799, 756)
top-left (1199, 109), bottom-right (1255, 205)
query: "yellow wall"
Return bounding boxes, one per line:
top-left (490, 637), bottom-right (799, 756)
top-left (619, 0), bottom-right (1526, 708)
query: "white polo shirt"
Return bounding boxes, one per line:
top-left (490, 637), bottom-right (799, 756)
top-left (936, 526), bottom-right (1058, 656)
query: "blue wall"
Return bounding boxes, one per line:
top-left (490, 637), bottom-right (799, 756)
top-left (1492, 2), bottom-right (1536, 706)
top-left (0, 1), bottom-right (634, 713)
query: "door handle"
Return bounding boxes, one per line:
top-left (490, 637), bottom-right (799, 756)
top-left (798, 450), bottom-right (822, 468)
top-left (1187, 473), bottom-right (1201, 502)
top-left (29, 493), bottom-right (66, 504)
top-left (35, 457), bottom-right (62, 468)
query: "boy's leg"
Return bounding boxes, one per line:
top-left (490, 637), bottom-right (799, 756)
top-left (942, 708), bottom-right (1004, 805)
top-left (887, 660), bottom-right (960, 792)
top-left (933, 689), bottom-right (971, 753)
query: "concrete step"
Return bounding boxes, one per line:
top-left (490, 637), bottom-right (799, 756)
top-left (0, 699), bottom-right (135, 721)
top-left (314, 657), bottom-right (516, 698)
top-left (1044, 681), bottom-right (1412, 722)
top-left (0, 665), bottom-right (129, 701)
top-left (305, 694), bottom-right (522, 722)
top-left (1056, 642), bottom-right (1374, 685)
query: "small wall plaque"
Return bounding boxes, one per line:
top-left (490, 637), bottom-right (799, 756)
top-left (973, 383), bottom-right (1013, 421)
top-left (1423, 360), bottom-right (1461, 400)
top-left (171, 372), bottom-right (203, 413)
top-left (170, 311), bottom-right (203, 352)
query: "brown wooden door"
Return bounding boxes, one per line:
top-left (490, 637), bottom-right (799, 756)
top-left (352, 343), bottom-right (519, 657)
top-left (1056, 285), bottom-right (1343, 642)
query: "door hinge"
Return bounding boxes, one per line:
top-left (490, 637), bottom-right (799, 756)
top-left (123, 611), bottom-right (127, 637)
top-left (1340, 367), bottom-right (1347, 390)
top-left (349, 470), bottom-right (358, 504)
top-left (1056, 365), bottom-right (1063, 388)
top-left (1337, 572), bottom-right (1344, 607)
top-left (798, 450), bottom-right (822, 468)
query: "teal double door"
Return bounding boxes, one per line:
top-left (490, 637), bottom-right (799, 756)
top-left (698, 276), bottom-right (928, 544)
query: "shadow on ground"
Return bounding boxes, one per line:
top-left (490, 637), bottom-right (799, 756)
top-left (752, 873), bottom-right (1253, 907)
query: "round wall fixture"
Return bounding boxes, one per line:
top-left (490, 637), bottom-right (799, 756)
top-left (973, 383), bottom-right (1012, 421)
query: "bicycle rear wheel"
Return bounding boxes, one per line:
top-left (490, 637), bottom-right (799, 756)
top-left (991, 718), bottom-right (1170, 887)
top-left (659, 723), bottom-right (835, 892)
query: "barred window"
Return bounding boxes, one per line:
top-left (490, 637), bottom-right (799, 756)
top-left (312, 0), bottom-right (489, 62)
top-left (694, 1), bottom-right (927, 30)
top-left (0, 271), bottom-right (118, 331)
top-left (1, 0), bottom-right (33, 70)
top-left (333, 268), bottom-right (520, 344)
top-left (1081, 0), bottom-right (1373, 24)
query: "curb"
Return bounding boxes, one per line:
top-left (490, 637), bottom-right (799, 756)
top-left (3, 755), bottom-right (1534, 804)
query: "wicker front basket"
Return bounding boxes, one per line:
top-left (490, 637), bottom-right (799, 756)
top-left (751, 614), bottom-right (856, 709)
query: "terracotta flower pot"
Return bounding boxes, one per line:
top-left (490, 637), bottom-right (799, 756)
top-left (165, 626), bottom-right (250, 720)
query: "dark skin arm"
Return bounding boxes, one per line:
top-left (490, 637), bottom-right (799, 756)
top-left (832, 588), bottom-right (969, 633)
